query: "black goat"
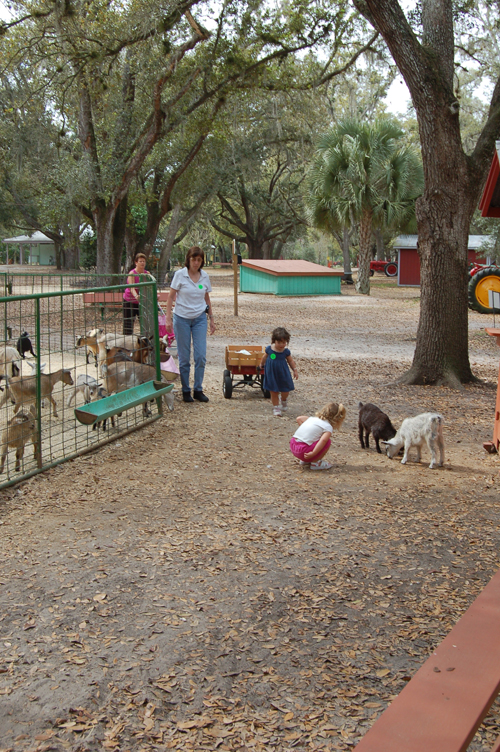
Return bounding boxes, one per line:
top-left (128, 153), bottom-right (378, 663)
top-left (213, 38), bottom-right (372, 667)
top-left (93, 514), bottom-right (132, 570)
top-left (358, 402), bottom-right (397, 454)
top-left (16, 332), bottom-right (36, 359)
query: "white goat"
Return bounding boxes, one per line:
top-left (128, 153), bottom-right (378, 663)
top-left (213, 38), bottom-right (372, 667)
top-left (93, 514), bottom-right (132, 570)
top-left (87, 328), bottom-right (140, 351)
top-left (67, 374), bottom-right (102, 407)
top-left (0, 346), bottom-right (22, 379)
top-left (25, 361), bottom-right (47, 374)
top-left (382, 412), bottom-right (445, 469)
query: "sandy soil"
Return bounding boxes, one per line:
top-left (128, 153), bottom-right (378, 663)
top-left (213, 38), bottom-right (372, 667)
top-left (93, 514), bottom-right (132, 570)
top-left (1, 273), bottom-right (500, 751)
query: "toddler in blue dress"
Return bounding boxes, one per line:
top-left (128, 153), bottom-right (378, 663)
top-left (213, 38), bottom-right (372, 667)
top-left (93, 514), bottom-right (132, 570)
top-left (260, 327), bottom-right (298, 417)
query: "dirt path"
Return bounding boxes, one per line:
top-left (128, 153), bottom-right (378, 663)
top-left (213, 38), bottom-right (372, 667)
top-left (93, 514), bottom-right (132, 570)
top-left (1, 275), bottom-right (500, 751)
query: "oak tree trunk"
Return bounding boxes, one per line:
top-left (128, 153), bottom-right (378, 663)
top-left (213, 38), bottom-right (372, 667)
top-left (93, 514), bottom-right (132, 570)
top-left (354, 0), bottom-right (500, 385)
top-left (403, 149), bottom-right (476, 386)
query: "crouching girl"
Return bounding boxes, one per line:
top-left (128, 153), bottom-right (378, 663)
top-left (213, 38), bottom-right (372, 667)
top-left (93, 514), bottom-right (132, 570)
top-left (290, 402), bottom-right (346, 470)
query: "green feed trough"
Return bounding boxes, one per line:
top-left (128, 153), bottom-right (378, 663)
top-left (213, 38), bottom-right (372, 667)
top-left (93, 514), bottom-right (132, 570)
top-left (75, 381), bottom-right (174, 426)
top-left (239, 260), bottom-right (343, 296)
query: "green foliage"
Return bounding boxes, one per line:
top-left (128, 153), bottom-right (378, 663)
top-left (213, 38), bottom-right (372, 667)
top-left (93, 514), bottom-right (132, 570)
top-left (80, 233), bottom-right (97, 270)
top-left (129, 205), bottom-right (147, 237)
top-left (308, 118), bottom-right (423, 235)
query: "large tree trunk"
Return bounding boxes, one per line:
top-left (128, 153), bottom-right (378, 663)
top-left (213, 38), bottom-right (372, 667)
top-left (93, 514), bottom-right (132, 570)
top-left (401, 147), bottom-right (476, 386)
top-left (95, 195), bottom-right (128, 277)
top-left (354, 0), bottom-right (500, 385)
top-left (246, 238), bottom-right (265, 259)
top-left (355, 211), bottom-right (373, 294)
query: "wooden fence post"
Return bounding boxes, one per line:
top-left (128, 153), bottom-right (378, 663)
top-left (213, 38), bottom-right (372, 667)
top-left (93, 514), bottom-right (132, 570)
top-left (233, 239), bottom-right (238, 317)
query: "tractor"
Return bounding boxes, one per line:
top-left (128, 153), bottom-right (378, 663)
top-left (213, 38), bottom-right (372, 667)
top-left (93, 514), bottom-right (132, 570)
top-left (468, 263), bottom-right (500, 313)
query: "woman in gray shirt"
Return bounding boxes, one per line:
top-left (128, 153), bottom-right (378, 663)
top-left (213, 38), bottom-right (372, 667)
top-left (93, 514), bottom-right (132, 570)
top-left (165, 247), bottom-right (216, 402)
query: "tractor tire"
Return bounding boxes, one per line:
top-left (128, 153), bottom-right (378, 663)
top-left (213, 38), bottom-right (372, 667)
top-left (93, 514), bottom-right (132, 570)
top-left (385, 262), bottom-right (398, 278)
top-left (468, 267), bottom-right (500, 313)
top-left (223, 371), bottom-right (233, 399)
top-left (369, 269), bottom-right (374, 277)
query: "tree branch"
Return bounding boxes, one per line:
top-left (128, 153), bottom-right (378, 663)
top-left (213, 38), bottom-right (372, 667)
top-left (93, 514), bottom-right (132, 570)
top-left (210, 219), bottom-right (246, 243)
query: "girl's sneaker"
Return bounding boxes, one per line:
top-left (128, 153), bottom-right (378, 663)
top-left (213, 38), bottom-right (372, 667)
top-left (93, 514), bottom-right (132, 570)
top-left (281, 400), bottom-right (288, 412)
top-left (273, 406), bottom-right (282, 417)
top-left (310, 460), bottom-right (333, 471)
top-left (298, 459), bottom-right (308, 465)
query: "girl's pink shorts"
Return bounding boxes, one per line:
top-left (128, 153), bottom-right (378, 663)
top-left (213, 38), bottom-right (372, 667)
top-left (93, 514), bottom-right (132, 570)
top-left (290, 436), bottom-right (331, 461)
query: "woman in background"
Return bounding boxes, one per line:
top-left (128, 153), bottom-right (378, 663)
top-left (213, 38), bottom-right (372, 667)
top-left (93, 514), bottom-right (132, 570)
top-left (123, 253), bottom-right (153, 335)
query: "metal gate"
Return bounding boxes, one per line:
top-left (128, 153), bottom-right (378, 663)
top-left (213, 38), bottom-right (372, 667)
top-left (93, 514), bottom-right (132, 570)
top-left (0, 278), bottom-right (166, 488)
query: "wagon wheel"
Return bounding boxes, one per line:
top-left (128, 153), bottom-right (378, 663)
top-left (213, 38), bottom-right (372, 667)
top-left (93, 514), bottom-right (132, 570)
top-left (223, 370), bottom-right (233, 399)
top-left (468, 267), bottom-right (500, 313)
top-left (384, 262), bottom-right (398, 277)
top-left (260, 381), bottom-right (271, 399)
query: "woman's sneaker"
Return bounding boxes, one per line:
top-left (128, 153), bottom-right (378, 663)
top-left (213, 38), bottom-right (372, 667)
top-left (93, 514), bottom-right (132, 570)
top-left (310, 460), bottom-right (333, 471)
top-left (273, 406), bottom-right (282, 417)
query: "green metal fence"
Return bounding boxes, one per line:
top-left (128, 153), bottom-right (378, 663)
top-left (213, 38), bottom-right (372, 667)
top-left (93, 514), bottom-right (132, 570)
top-left (0, 278), bottom-right (174, 489)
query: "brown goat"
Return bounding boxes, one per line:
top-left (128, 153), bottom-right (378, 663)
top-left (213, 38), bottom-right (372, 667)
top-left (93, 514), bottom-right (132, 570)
top-left (0, 406), bottom-right (41, 473)
top-left (102, 362), bottom-right (170, 416)
top-left (0, 369), bottom-right (74, 418)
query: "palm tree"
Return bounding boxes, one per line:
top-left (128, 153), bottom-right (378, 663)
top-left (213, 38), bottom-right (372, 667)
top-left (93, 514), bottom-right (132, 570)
top-left (308, 119), bottom-right (423, 294)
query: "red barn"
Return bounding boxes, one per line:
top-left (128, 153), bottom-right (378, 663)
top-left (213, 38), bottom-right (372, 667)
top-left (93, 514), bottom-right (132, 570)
top-left (393, 235), bottom-right (491, 286)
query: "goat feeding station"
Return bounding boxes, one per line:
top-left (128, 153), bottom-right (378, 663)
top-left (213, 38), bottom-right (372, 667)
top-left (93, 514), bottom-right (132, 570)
top-left (239, 260), bottom-right (343, 296)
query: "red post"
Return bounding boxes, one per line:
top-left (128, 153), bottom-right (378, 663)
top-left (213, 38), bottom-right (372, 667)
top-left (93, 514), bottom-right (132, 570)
top-left (484, 328), bottom-right (500, 454)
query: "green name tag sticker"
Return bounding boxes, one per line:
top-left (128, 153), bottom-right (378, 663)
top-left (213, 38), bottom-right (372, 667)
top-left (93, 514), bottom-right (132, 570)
top-left (198, 284), bottom-right (203, 289)
top-left (270, 353), bottom-right (276, 360)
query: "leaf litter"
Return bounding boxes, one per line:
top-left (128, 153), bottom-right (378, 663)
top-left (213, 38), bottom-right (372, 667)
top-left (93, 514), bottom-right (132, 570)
top-left (0, 275), bottom-right (499, 750)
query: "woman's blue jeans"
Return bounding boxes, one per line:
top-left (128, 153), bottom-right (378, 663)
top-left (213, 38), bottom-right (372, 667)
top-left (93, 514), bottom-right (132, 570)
top-left (173, 312), bottom-right (207, 393)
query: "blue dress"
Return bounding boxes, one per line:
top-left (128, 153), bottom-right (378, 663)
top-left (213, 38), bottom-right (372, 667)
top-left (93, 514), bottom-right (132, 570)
top-left (263, 346), bottom-right (294, 392)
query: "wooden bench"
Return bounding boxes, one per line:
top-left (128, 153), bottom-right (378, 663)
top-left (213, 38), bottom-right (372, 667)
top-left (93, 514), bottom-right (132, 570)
top-left (354, 568), bottom-right (500, 752)
top-left (74, 380), bottom-right (174, 426)
top-left (83, 291), bottom-right (170, 320)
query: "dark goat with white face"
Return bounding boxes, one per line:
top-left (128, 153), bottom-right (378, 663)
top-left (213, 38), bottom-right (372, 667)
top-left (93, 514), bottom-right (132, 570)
top-left (382, 412), bottom-right (445, 469)
top-left (358, 402), bottom-right (397, 453)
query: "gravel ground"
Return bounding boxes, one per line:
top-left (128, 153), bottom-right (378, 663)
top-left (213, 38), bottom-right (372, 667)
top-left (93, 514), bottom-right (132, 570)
top-left (0, 273), bottom-right (499, 752)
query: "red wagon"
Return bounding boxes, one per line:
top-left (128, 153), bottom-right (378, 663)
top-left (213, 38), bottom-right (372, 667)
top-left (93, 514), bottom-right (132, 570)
top-left (223, 345), bottom-right (270, 399)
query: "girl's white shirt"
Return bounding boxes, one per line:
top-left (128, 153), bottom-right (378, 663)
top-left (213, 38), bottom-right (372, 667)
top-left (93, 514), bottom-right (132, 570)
top-left (293, 417), bottom-right (333, 445)
top-left (170, 267), bottom-right (212, 319)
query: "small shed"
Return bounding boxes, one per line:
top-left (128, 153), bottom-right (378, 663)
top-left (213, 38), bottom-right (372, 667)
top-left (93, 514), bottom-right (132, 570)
top-left (240, 259), bottom-right (343, 296)
top-left (393, 235), bottom-right (491, 286)
top-left (2, 232), bottom-right (55, 266)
